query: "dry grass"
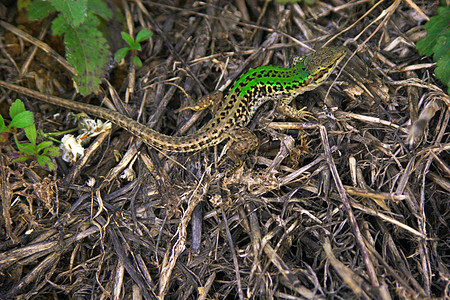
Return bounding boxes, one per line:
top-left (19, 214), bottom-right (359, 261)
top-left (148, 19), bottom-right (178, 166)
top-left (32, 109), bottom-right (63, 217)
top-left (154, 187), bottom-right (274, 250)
top-left (0, 0), bottom-right (449, 299)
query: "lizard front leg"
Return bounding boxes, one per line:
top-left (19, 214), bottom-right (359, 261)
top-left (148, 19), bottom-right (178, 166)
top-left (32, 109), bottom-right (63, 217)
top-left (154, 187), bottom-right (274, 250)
top-left (277, 97), bottom-right (315, 121)
top-left (177, 91), bottom-right (224, 114)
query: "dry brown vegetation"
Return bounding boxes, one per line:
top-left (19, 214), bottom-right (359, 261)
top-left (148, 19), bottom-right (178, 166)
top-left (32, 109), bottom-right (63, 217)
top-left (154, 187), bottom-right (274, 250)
top-left (0, 0), bottom-right (449, 299)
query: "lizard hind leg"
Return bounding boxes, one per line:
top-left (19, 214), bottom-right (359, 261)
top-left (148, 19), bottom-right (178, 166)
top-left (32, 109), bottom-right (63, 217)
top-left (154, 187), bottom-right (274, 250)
top-left (219, 127), bottom-right (259, 167)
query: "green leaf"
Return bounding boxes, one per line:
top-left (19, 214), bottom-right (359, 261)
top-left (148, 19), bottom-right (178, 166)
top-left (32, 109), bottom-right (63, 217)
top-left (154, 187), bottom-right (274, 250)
top-left (27, 0), bottom-right (56, 20)
top-left (42, 146), bottom-right (61, 157)
top-left (18, 0), bottom-right (33, 10)
top-left (9, 99), bottom-right (26, 119)
top-left (121, 32), bottom-right (135, 47)
top-left (65, 12), bottom-right (111, 95)
top-left (36, 141), bottom-right (53, 152)
top-left (13, 156), bottom-right (31, 163)
top-left (51, 13), bottom-right (70, 35)
top-left (47, 161), bottom-right (56, 171)
top-left (51, 0), bottom-right (88, 27)
top-left (9, 111), bottom-right (34, 129)
top-left (416, 6), bottom-right (450, 92)
top-left (37, 155), bottom-right (55, 171)
top-left (114, 47), bottom-right (130, 62)
top-left (135, 29), bottom-right (152, 43)
top-left (24, 124), bottom-right (37, 145)
top-left (17, 142), bottom-right (36, 155)
top-left (416, 6), bottom-right (450, 56)
top-left (433, 32), bottom-right (450, 62)
top-left (0, 115), bottom-right (6, 133)
top-left (435, 50), bottom-right (450, 93)
top-left (133, 56), bottom-right (143, 68)
top-left (23, 143), bottom-right (38, 154)
top-left (88, 0), bottom-right (112, 20)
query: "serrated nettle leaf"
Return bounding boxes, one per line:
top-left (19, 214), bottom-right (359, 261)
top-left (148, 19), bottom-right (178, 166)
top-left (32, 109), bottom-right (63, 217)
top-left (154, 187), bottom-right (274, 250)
top-left (27, 0), bottom-right (56, 20)
top-left (435, 51), bottom-right (450, 92)
top-left (51, 13), bottom-right (70, 35)
top-left (416, 6), bottom-right (450, 56)
top-left (114, 47), bottom-right (130, 62)
top-left (433, 33), bottom-right (450, 62)
top-left (24, 124), bottom-right (37, 145)
top-left (65, 13), bottom-right (111, 95)
top-left (51, 0), bottom-right (88, 27)
top-left (9, 111), bottom-right (34, 129)
top-left (135, 29), bottom-right (153, 43)
top-left (133, 56), bottom-right (143, 68)
top-left (415, 5), bottom-right (449, 93)
top-left (82, 10), bottom-right (101, 27)
top-left (121, 32), bottom-right (135, 47)
top-left (9, 99), bottom-right (26, 119)
top-left (88, 0), bottom-right (113, 20)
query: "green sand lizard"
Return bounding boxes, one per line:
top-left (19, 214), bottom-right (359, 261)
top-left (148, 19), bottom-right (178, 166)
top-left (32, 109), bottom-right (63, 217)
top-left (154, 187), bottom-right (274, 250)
top-left (0, 46), bottom-right (347, 156)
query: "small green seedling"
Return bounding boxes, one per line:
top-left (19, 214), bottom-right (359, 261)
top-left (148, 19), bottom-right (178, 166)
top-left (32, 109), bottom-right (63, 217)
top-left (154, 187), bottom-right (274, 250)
top-left (0, 99), bottom-right (60, 171)
top-left (416, 6), bottom-right (450, 93)
top-left (115, 29), bottom-right (153, 68)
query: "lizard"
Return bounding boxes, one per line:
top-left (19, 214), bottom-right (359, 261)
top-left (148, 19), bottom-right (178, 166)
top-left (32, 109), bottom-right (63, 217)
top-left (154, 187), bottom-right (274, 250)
top-left (0, 46), bottom-right (347, 158)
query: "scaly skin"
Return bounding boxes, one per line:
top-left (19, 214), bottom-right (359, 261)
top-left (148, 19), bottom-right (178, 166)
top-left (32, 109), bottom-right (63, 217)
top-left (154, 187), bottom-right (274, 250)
top-left (0, 46), bottom-right (347, 153)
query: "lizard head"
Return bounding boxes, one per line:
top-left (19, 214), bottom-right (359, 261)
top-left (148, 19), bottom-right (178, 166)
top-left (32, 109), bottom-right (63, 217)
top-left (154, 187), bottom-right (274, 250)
top-left (294, 46), bottom-right (347, 85)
